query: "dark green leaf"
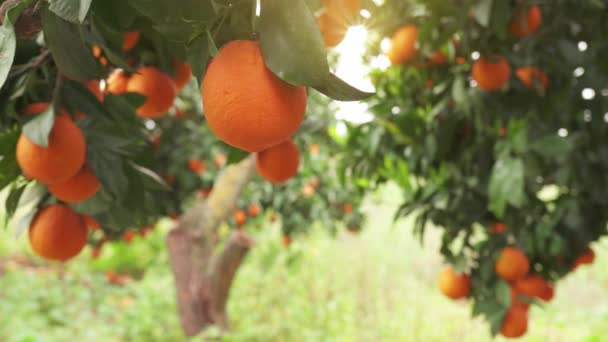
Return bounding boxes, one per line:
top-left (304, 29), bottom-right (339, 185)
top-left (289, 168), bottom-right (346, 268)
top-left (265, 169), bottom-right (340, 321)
top-left (227, 147), bottom-right (250, 164)
top-left (41, 6), bottom-right (101, 81)
top-left (496, 280), bottom-right (511, 307)
top-left (0, 1), bottom-right (27, 89)
top-left (313, 73), bottom-right (374, 101)
top-left (187, 33), bottom-right (209, 86)
top-left (4, 182), bottom-right (27, 223)
top-left (0, 128), bottom-right (21, 190)
top-left (488, 157), bottom-right (526, 218)
top-left (259, 0), bottom-right (328, 86)
top-left (129, 162), bottom-right (170, 191)
top-left (22, 106), bottom-right (55, 148)
top-left (48, 0), bottom-right (93, 23)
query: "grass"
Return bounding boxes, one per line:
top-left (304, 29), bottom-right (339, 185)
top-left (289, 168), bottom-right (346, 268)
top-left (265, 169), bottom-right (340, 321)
top-left (1, 183), bottom-right (608, 341)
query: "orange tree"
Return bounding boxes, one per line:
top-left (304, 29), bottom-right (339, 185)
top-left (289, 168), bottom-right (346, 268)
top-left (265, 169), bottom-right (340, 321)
top-left (341, 0), bottom-right (608, 338)
top-left (0, 0), bottom-right (370, 337)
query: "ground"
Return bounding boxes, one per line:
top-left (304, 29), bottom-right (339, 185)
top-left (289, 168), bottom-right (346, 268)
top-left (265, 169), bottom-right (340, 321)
top-left (1, 184), bottom-right (607, 342)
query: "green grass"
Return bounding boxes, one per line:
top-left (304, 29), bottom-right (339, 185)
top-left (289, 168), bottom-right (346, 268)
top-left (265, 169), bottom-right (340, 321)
top-left (1, 183), bottom-right (608, 341)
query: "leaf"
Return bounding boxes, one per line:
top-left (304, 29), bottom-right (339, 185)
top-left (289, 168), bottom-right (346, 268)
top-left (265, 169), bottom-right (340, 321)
top-left (187, 33), bottom-right (210, 87)
top-left (70, 189), bottom-right (112, 214)
top-left (14, 209), bottom-right (36, 238)
top-left (0, 1), bottom-right (27, 89)
top-left (227, 147), bottom-right (250, 165)
top-left (22, 106), bottom-right (55, 148)
top-left (495, 280), bottom-right (511, 307)
top-left (313, 73), bottom-right (375, 101)
top-left (507, 119), bottom-right (527, 154)
top-left (128, 162), bottom-right (170, 191)
top-left (0, 128), bottom-right (21, 190)
top-left (471, 0), bottom-right (494, 27)
top-left (259, 0), bottom-right (328, 87)
top-left (48, 0), bottom-right (93, 23)
top-left (41, 6), bottom-right (101, 82)
top-left (488, 157), bottom-right (526, 218)
top-left (4, 182), bottom-right (27, 223)
top-left (451, 75), bottom-right (467, 106)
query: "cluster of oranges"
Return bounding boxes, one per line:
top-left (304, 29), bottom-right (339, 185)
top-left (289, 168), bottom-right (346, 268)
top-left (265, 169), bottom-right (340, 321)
top-left (438, 223), bottom-right (596, 338)
top-left (232, 204), bottom-right (262, 228)
top-left (202, 40), bottom-right (303, 184)
top-left (316, 0), bottom-right (361, 47)
top-left (386, 5), bottom-right (547, 93)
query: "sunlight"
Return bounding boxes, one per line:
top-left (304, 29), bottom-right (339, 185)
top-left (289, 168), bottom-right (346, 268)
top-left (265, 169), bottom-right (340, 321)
top-left (333, 25), bottom-right (375, 126)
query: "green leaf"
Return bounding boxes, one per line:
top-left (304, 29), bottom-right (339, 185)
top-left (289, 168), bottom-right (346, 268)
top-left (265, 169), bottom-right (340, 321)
top-left (0, 128), bottom-right (21, 191)
top-left (70, 189), bottom-right (112, 214)
top-left (41, 6), bottom-right (101, 81)
top-left (471, 0), bottom-right (494, 27)
top-left (48, 0), bottom-right (93, 23)
top-left (14, 209), bottom-right (36, 238)
top-left (5, 182), bottom-right (27, 223)
top-left (0, 1), bottom-right (27, 89)
top-left (508, 119), bottom-right (527, 154)
top-left (187, 33), bottom-right (210, 87)
top-left (451, 75), bottom-right (467, 106)
top-left (496, 280), bottom-right (511, 307)
top-left (22, 106), bottom-right (55, 148)
top-left (227, 147), bottom-right (249, 165)
top-left (259, 0), bottom-right (328, 86)
top-left (313, 73), bottom-right (374, 101)
top-left (128, 162), bottom-right (170, 191)
top-left (488, 157), bottom-right (526, 218)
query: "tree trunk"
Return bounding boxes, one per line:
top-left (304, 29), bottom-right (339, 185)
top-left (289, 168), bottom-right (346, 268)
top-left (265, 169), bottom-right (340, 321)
top-left (167, 155), bottom-right (256, 337)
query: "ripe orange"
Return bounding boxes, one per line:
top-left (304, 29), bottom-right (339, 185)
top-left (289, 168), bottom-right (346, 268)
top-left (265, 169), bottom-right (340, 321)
top-left (28, 205), bottom-right (88, 262)
top-left (91, 247), bottom-right (102, 259)
top-left (437, 266), bottom-right (471, 299)
top-left (233, 210), bottom-right (247, 226)
top-left (572, 246), bottom-right (595, 269)
top-left (500, 306), bottom-right (528, 338)
top-left (16, 114), bottom-right (86, 184)
top-left (188, 158), bottom-right (206, 174)
top-left (126, 66), bottom-right (177, 119)
top-left (172, 59), bottom-right (192, 91)
top-left (20, 102), bottom-right (52, 117)
top-left (495, 247), bottom-right (530, 282)
top-left (202, 40), bottom-right (307, 152)
top-left (309, 143), bottom-right (320, 155)
top-left (343, 203), bottom-right (353, 214)
top-left (256, 140), bottom-right (300, 184)
top-left (48, 166), bottom-right (101, 203)
top-left (248, 204), bottom-right (261, 217)
top-left (214, 154), bottom-right (226, 168)
top-left (317, 12), bottom-right (347, 47)
top-left (428, 51), bottom-right (448, 66)
top-left (513, 274), bottom-right (553, 301)
top-left (83, 215), bottom-right (100, 230)
top-left (106, 69), bottom-right (129, 94)
top-left (92, 45), bottom-right (102, 58)
top-left (301, 184), bottom-right (316, 197)
top-left (85, 80), bottom-right (104, 102)
top-left (123, 230), bottom-right (135, 243)
top-left (282, 234), bottom-right (291, 247)
top-left (515, 67), bottom-right (548, 91)
top-left (510, 5), bottom-right (542, 37)
top-left (510, 288), bottom-right (530, 310)
top-left (472, 56), bottom-right (511, 91)
top-left (489, 222), bottom-right (506, 234)
top-left (386, 25), bottom-right (418, 65)
top-left (122, 31), bottom-right (140, 51)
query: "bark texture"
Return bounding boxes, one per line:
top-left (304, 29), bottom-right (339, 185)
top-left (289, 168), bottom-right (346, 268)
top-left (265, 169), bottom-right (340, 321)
top-left (167, 155), bottom-right (255, 336)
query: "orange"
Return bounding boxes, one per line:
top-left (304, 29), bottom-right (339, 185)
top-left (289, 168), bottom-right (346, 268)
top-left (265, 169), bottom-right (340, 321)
top-left (248, 204), bottom-right (261, 217)
top-left (472, 56), bottom-right (511, 91)
top-left (16, 114), bottom-right (86, 184)
top-left (122, 32), bottom-right (140, 51)
top-left (172, 59), bottom-right (192, 91)
top-left (500, 306), bottom-right (528, 338)
top-left (386, 25), bottom-right (418, 65)
top-left (489, 222), bottom-right (506, 234)
top-left (106, 69), bottom-right (129, 95)
top-left (233, 210), bottom-right (247, 226)
top-left (83, 215), bottom-right (100, 230)
top-left (516, 67), bottom-right (548, 91)
top-left (92, 45), bottom-right (102, 58)
top-left (188, 158), bottom-right (206, 174)
top-left (85, 80), bottom-right (104, 102)
top-left (282, 234), bottom-right (291, 247)
top-left (428, 51), bottom-right (448, 65)
top-left (572, 246), bottom-right (595, 269)
top-left (48, 166), bottom-right (101, 203)
top-left (513, 274), bottom-right (553, 301)
top-left (495, 247), bottom-right (530, 282)
top-left (20, 102), bottom-right (51, 116)
top-left (317, 12), bottom-right (347, 47)
top-left (510, 5), bottom-right (542, 37)
top-left (28, 205), bottom-right (88, 262)
top-left (202, 40), bottom-right (307, 152)
top-left (323, 0), bottom-right (360, 24)
top-left (214, 154), bottom-right (227, 168)
top-left (437, 266), bottom-right (471, 299)
top-left (256, 140), bottom-right (300, 184)
top-left (301, 184), bottom-right (315, 197)
top-left (309, 143), bottom-right (320, 155)
top-left (127, 66), bottom-right (177, 119)
top-left (343, 203), bottom-right (353, 214)
top-left (123, 230), bottom-right (135, 243)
